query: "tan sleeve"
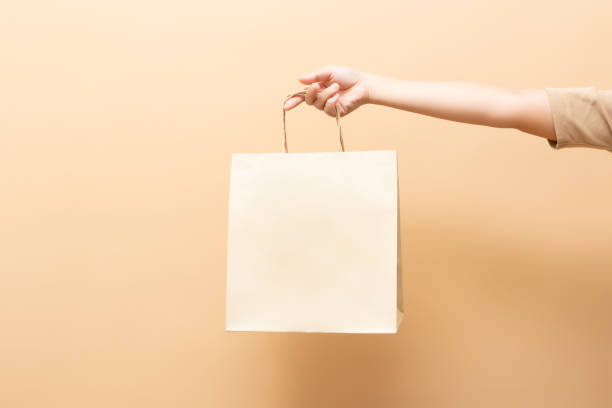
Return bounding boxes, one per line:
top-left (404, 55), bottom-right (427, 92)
top-left (545, 87), bottom-right (612, 152)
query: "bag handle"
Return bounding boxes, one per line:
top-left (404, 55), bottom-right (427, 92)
top-left (281, 89), bottom-right (345, 153)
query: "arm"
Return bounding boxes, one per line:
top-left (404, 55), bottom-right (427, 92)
top-left (366, 73), bottom-right (556, 140)
top-left (284, 66), bottom-right (557, 141)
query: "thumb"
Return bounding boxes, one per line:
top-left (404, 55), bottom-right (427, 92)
top-left (298, 67), bottom-right (333, 85)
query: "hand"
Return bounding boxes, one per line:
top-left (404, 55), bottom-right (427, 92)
top-left (283, 65), bottom-right (369, 117)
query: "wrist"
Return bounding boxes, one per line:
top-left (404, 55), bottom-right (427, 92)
top-left (361, 72), bottom-right (385, 105)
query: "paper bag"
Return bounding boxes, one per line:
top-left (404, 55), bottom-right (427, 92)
top-left (226, 90), bottom-right (403, 333)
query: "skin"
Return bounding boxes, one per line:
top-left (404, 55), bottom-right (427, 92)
top-left (283, 65), bottom-right (557, 141)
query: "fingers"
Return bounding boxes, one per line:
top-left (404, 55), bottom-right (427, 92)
top-left (285, 82), bottom-right (339, 113)
top-left (323, 93), bottom-right (340, 117)
top-left (305, 82), bottom-right (339, 113)
top-left (313, 83), bottom-right (339, 110)
top-left (298, 66), bottom-right (334, 85)
top-left (304, 82), bottom-right (321, 105)
top-left (283, 95), bottom-right (304, 111)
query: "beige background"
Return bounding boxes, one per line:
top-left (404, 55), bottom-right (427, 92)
top-left (1, 1), bottom-right (611, 407)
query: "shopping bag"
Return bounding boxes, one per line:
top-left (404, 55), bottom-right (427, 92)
top-left (226, 90), bottom-right (403, 333)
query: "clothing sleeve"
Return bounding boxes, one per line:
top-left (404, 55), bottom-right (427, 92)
top-left (545, 87), bottom-right (612, 152)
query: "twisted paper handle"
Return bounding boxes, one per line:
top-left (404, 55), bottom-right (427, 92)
top-left (281, 90), bottom-right (345, 153)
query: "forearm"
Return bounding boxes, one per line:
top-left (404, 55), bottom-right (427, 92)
top-left (363, 73), bottom-right (556, 140)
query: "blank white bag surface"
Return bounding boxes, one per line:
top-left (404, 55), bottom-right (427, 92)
top-left (226, 150), bottom-right (399, 333)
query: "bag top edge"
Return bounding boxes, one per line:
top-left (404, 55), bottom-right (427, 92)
top-left (231, 150), bottom-right (397, 157)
